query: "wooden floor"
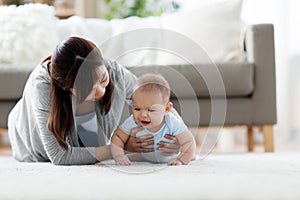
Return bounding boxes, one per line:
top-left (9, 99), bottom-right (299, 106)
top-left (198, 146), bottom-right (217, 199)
top-left (0, 128), bottom-right (10, 155)
top-left (0, 146), bottom-right (11, 155)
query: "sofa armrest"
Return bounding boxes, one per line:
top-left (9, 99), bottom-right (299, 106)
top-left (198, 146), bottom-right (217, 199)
top-left (244, 24), bottom-right (277, 124)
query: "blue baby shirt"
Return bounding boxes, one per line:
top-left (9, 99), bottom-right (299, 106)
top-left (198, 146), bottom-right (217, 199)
top-left (120, 112), bottom-right (187, 163)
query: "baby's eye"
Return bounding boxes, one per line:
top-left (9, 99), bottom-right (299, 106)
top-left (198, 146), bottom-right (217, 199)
top-left (148, 109), bottom-right (156, 112)
top-left (134, 108), bottom-right (141, 111)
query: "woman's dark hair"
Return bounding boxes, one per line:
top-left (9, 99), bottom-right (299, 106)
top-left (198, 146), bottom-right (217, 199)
top-left (46, 37), bottom-right (114, 149)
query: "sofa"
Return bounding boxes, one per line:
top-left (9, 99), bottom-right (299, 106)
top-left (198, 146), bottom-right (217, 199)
top-left (118, 24), bottom-right (276, 153)
top-left (0, 1), bottom-right (276, 152)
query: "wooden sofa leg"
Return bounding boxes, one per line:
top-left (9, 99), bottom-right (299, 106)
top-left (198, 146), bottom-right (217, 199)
top-left (0, 128), bottom-right (7, 147)
top-left (262, 125), bottom-right (274, 152)
top-left (247, 126), bottom-right (254, 152)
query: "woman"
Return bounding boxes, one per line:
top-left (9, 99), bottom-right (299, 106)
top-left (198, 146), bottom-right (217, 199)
top-left (8, 37), bottom-right (178, 165)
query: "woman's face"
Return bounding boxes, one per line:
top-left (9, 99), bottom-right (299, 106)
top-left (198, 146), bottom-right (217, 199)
top-left (84, 66), bottom-right (109, 101)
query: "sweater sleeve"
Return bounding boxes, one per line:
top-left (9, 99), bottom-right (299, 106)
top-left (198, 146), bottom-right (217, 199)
top-left (113, 61), bottom-right (137, 103)
top-left (31, 77), bottom-right (97, 165)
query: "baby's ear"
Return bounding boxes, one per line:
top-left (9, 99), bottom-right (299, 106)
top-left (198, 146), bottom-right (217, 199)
top-left (165, 102), bottom-right (173, 113)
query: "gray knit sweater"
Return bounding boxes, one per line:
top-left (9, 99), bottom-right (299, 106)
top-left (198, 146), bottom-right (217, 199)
top-left (8, 60), bottom-right (136, 165)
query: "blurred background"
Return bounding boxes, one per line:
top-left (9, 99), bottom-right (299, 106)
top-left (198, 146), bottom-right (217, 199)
top-left (0, 0), bottom-right (299, 152)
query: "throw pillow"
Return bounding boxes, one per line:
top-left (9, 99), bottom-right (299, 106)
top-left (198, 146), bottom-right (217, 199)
top-left (0, 3), bottom-right (59, 66)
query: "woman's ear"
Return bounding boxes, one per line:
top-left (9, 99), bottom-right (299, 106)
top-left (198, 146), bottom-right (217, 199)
top-left (165, 102), bottom-right (173, 113)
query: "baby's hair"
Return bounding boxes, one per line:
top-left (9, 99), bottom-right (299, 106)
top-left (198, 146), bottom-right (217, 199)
top-left (134, 73), bottom-right (170, 103)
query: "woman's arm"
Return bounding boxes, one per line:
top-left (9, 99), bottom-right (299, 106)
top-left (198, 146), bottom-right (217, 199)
top-left (37, 107), bottom-right (100, 165)
top-left (95, 145), bottom-right (112, 163)
top-left (33, 81), bottom-right (100, 165)
top-left (113, 60), bottom-right (137, 102)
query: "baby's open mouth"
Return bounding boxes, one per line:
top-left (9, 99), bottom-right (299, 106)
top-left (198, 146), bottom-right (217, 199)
top-left (140, 120), bottom-right (150, 126)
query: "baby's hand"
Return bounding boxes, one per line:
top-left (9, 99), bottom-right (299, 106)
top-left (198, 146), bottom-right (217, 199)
top-left (114, 154), bottom-right (131, 166)
top-left (168, 159), bottom-right (183, 166)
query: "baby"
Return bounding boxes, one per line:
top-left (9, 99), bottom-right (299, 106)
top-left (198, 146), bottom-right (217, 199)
top-left (111, 73), bottom-right (196, 166)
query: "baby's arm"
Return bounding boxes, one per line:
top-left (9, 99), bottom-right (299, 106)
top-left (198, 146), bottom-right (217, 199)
top-left (111, 128), bottom-right (131, 165)
top-left (168, 130), bottom-right (196, 166)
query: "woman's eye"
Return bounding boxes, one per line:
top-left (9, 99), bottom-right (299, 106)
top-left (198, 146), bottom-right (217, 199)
top-left (100, 77), bottom-right (107, 83)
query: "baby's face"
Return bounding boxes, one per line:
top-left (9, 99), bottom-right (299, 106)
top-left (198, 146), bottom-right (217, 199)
top-left (132, 90), bottom-right (168, 132)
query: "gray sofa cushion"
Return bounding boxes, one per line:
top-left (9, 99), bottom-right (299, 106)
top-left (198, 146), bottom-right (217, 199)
top-left (0, 63), bottom-right (254, 100)
top-left (0, 64), bottom-right (33, 99)
top-left (0, 101), bottom-right (16, 128)
top-left (127, 62), bottom-right (254, 98)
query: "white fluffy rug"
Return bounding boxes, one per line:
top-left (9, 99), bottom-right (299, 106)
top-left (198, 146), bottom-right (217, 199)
top-left (1, 153), bottom-right (300, 200)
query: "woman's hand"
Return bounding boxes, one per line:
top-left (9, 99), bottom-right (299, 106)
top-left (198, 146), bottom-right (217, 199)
top-left (124, 127), bottom-right (154, 153)
top-left (157, 134), bottom-right (180, 156)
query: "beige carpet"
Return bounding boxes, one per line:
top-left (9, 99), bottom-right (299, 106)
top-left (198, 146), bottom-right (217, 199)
top-left (0, 152), bottom-right (300, 200)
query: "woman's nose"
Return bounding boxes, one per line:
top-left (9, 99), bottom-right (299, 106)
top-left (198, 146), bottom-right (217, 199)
top-left (96, 85), bottom-right (105, 94)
